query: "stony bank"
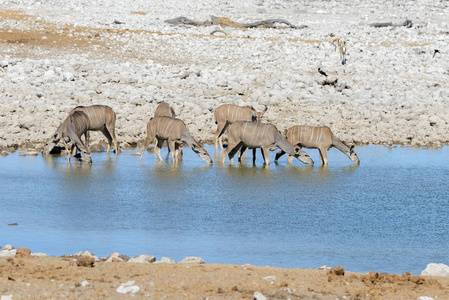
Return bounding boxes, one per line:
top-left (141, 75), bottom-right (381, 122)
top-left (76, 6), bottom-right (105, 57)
top-left (0, 0), bottom-right (448, 153)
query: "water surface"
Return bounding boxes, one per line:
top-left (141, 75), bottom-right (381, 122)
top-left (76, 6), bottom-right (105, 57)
top-left (1, 145), bottom-right (448, 274)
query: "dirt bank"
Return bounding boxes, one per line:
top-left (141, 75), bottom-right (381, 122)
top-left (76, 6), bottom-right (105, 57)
top-left (1, 254), bottom-right (449, 299)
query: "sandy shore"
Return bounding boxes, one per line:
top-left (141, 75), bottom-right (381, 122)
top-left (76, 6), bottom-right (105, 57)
top-left (1, 249), bottom-right (449, 299)
top-left (0, 0), bottom-right (449, 153)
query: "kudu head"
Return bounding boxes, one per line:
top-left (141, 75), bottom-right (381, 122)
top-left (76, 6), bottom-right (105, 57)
top-left (293, 146), bottom-right (314, 165)
top-left (250, 105), bottom-right (268, 122)
top-left (79, 150), bottom-right (92, 164)
top-left (192, 144), bottom-right (213, 164)
top-left (349, 145), bottom-right (360, 164)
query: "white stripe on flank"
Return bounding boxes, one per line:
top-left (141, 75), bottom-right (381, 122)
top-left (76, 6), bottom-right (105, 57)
top-left (309, 127), bottom-right (313, 142)
top-left (318, 127), bottom-right (323, 144)
top-left (243, 122), bottom-right (248, 143)
top-left (166, 118), bottom-right (174, 137)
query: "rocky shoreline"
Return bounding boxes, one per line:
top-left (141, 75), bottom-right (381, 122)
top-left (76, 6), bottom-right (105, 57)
top-left (1, 0), bottom-right (449, 154)
top-left (1, 244), bottom-right (449, 299)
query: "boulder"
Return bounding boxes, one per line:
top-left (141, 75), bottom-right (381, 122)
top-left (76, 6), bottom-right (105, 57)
top-left (15, 247), bottom-right (32, 258)
top-left (154, 257), bottom-right (176, 264)
top-left (128, 254), bottom-right (156, 264)
top-left (179, 256), bottom-right (205, 264)
top-left (76, 255), bottom-right (95, 267)
top-left (421, 263), bottom-right (449, 277)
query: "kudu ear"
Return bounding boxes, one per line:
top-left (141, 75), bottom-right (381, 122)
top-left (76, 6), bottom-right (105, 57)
top-left (294, 146), bottom-right (301, 154)
top-left (350, 145), bottom-right (355, 152)
top-left (262, 105), bottom-right (268, 113)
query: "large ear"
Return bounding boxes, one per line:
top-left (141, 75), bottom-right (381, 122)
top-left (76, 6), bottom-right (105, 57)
top-left (262, 105), bottom-right (268, 113)
top-left (250, 106), bottom-right (255, 111)
top-left (294, 146), bottom-right (301, 154)
top-left (350, 145), bottom-right (355, 152)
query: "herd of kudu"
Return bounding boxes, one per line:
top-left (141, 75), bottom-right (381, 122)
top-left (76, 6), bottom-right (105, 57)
top-left (43, 102), bottom-right (360, 167)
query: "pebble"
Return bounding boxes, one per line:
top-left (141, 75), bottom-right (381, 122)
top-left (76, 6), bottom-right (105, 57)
top-left (116, 281), bottom-right (141, 294)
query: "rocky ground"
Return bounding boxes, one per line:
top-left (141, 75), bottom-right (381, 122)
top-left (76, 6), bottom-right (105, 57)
top-left (1, 246), bottom-right (449, 299)
top-left (0, 0), bottom-right (449, 154)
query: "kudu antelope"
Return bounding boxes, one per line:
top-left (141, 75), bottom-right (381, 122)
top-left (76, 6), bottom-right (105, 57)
top-left (214, 104), bottom-right (267, 151)
top-left (70, 105), bottom-right (118, 155)
top-left (140, 116), bottom-right (212, 164)
top-left (222, 121), bottom-right (313, 166)
top-left (329, 37), bottom-right (347, 65)
top-left (154, 102), bottom-right (176, 118)
top-left (43, 111), bottom-right (92, 163)
top-left (274, 125), bottom-right (359, 166)
top-left (154, 102), bottom-right (180, 155)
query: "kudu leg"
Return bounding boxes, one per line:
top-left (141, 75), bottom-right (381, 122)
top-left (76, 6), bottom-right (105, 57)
top-left (169, 140), bottom-right (177, 163)
top-left (222, 142), bottom-right (240, 164)
top-left (105, 124), bottom-right (118, 154)
top-left (214, 124), bottom-right (223, 151)
top-left (238, 146), bottom-right (247, 163)
top-left (274, 150), bottom-right (286, 163)
top-left (101, 127), bottom-right (114, 155)
top-left (154, 139), bottom-right (165, 161)
top-left (319, 148), bottom-right (329, 166)
top-left (262, 148), bottom-right (270, 165)
top-left (139, 135), bottom-right (155, 161)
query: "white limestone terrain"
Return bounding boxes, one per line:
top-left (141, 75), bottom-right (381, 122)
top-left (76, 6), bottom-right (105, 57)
top-left (0, 0), bottom-right (448, 152)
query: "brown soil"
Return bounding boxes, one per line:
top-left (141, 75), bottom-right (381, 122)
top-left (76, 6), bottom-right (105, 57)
top-left (2, 254), bottom-right (449, 299)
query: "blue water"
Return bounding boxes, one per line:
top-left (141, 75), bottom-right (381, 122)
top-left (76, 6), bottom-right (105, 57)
top-left (1, 145), bottom-right (448, 274)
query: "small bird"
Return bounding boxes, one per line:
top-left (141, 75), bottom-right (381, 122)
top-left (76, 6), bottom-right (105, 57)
top-left (318, 68), bottom-right (328, 77)
top-left (433, 49), bottom-right (440, 59)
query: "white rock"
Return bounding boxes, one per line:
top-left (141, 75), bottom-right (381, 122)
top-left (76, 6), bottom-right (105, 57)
top-left (179, 256), bottom-right (205, 264)
top-left (154, 257), bottom-right (176, 264)
top-left (31, 253), bottom-right (48, 257)
top-left (418, 297), bottom-right (434, 300)
top-left (254, 291), bottom-right (267, 300)
top-left (3, 244), bottom-right (14, 250)
top-left (1, 295), bottom-right (13, 300)
top-left (62, 72), bottom-right (75, 81)
top-left (0, 249), bottom-right (17, 257)
top-left (106, 252), bottom-right (125, 262)
top-left (116, 281), bottom-right (140, 294)
top-left (262, 276), bottom-right (276, 280)
top-left (81, 280), bottom-right (89, 287)
top-left (128, 254), bottom-right (156, 264)
top-left (421, 263), bottom-right (449, 277)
